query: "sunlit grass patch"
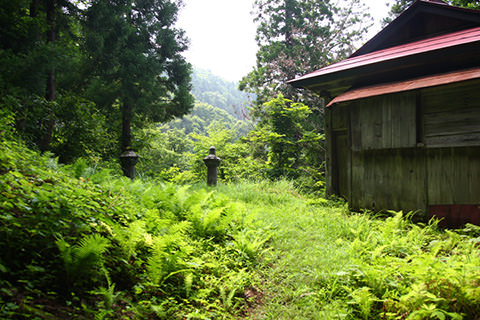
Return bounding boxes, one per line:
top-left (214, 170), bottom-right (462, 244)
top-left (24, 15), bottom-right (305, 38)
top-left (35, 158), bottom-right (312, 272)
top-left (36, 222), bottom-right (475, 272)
top-left (229, 182), bottom-right (480, 320)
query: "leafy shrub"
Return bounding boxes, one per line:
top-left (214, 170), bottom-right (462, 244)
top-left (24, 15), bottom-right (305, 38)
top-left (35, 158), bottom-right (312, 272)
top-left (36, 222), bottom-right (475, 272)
top-left (319, 212), bottom-right (480, 319)
top-left (0, 138), bottom-right (269, 319)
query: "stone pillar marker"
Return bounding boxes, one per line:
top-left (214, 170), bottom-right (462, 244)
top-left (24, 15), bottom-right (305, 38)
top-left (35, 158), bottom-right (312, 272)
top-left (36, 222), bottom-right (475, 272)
top-left (203, 146), bottom-right (221, 186)
top-left (120, 149), bottom-right (139, 180)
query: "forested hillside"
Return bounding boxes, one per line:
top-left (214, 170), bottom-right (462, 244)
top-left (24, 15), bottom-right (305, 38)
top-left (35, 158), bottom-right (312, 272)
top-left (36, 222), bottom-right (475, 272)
top-left (162, 67), bottom-right (253, 137)
top-left (191, 67), bottom-right (253, 120)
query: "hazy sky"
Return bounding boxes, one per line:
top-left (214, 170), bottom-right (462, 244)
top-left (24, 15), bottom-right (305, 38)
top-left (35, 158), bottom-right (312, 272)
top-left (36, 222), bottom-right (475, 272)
top-left (177, 0), bottom-right (391, 82)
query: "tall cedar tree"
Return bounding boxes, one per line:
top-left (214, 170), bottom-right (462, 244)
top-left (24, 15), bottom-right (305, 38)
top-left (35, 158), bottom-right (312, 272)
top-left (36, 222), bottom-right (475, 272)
top-left (383, 0), bottom-right (480, 25)
top-left (240, 0), bottom-right (371, 114)
top-left (0, 0), bottom-right (80, 151)
top-left (239, 0), bottom-right (370, 179)
top-left (83, 0), bottom-right (194, 156)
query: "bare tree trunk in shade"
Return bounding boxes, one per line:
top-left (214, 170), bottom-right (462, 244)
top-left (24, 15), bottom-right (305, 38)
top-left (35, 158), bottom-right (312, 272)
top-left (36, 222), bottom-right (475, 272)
top-left (120, 102), bottom-right (139, 179)
top-left (39, 0), bottom-right (56, 151)
top-left (121, 102), bottom-right (132, 152)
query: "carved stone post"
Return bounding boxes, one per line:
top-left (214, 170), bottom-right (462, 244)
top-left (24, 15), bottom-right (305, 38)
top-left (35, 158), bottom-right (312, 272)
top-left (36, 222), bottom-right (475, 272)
top-left (203, 146), bottom-right (221, 186)
top-left (120, 149), bottom-right (139, 180)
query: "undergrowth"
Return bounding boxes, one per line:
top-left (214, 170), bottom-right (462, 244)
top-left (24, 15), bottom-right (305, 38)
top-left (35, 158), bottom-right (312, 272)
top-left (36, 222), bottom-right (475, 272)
top-left (222, 181), bottom-right (480, 319)
top-left (1, 128), bottom-right (479, 319)
top-left (0, 138), bottom-right (269, 319)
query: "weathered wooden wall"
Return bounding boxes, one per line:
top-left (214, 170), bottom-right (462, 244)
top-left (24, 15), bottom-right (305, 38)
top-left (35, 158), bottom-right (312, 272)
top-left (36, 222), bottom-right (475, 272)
top-left (350, 95), bottom-right (416, 151)
top-left (350, 149), bottom-right (427, 212)
top-left (422, 80), bottom-right (480, 207)
top-left (427, 147), bottom-right (480, 205)
top-left (423, 80), bottom-right (480, 147)
top-left (327, 79), bottom-right (480, 220)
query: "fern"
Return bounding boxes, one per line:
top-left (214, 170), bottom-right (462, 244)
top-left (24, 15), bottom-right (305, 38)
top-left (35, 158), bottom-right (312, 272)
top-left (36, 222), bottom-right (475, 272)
top-left (91, 268), bottom-right (119, 310)
top-left (113, 220), bottom-right (148, 257)
top-left (184, 272), bottom-right (194, 298)
top-left (347, 287), bottom-right (376, 320)
top-left (74, 234), bottom-right (109, 266)
top-left (188, 205), bottom-right (226, 239)
top-left (56, 234), bottom-right (110, 289)
top-left (72, 157), bottom-right (88, 179)
top-left (231, 228), bottom-right (272, 263)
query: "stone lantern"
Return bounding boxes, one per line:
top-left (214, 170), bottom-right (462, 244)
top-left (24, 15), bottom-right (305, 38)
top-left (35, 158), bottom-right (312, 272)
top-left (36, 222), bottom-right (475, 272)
top-left (203, 146), bottom-right (221, 186)
top-left (120, 149), bottom-right (139, 180)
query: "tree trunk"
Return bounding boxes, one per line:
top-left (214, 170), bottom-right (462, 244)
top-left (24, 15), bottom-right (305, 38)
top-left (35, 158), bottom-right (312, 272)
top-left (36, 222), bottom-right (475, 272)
top-left (120, 102), bottom-right (135, 178)
top-left (46, 0), bottom-right (56, 97)
top-left (283, 0), bottom-right (296, 101)
top-left (30, 0), bottom-right (39, 18)
top-left (39, 0), bottom-right (56, 151)
top-left (284, 0), bottom-right (294, 49)
top-left (121, 102), bottom-right (132, 151)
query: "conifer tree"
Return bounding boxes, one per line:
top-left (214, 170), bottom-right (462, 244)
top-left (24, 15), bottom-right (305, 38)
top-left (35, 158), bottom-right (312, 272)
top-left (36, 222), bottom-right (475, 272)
top-left (239, 0), bottom-right (370, 179)
top-left (0, 0), bottom-right (84, 151)
top-left (240, 0), bottom-right (371, 111)
top-left (83, 0), bottom-right (194, 158)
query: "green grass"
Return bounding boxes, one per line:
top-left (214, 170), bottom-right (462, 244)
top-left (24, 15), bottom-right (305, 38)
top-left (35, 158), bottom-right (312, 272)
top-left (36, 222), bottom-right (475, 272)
top-left (1, 136), bottom-right (479, 319)
top-left (217, 180), bottom-right (480, 320)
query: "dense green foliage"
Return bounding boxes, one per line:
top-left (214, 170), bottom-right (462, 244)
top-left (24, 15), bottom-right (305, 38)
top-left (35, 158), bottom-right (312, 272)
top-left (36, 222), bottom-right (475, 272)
top-left (163, 102), bottom-right (251, 137)
top-left (192, 67), bottom-right (253, 120)
top-left (134, 118), bottom-right (258, 184)
top-left (244, 95), bottom-right (325, 190)
top-left (132, 95), bottom-right (324, 194)
top-left (0, 0), bottom-right (193, 164)
top-left (0, 130), bottom-right (269, 319)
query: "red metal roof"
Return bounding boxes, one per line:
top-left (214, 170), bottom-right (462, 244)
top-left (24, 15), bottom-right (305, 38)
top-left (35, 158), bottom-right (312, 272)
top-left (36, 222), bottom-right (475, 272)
top-left (326, 67), bottom-right (480, 107)
top-left (289, 26), bottom-right (480, 85)
top-left (351, 0), bottom-right (480, 57)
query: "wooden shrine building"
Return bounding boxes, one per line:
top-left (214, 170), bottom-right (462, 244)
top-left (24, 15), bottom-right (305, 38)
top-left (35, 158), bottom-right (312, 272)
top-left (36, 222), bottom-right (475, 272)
top-left (289, 0), bottom-right (480, 226)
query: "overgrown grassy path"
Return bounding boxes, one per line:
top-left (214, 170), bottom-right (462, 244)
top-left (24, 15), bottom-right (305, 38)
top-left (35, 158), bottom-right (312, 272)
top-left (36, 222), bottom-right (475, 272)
top-left (218, 180), bottom-right (480, 320)
top-left (221, 181), bottom-right (353, 319)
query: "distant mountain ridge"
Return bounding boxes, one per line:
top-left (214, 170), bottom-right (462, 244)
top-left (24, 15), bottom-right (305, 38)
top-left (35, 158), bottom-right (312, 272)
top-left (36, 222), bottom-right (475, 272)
top-left (191, 67), bottom-right (253, 120)
top-left (161, 67), bottom-right (253, 138)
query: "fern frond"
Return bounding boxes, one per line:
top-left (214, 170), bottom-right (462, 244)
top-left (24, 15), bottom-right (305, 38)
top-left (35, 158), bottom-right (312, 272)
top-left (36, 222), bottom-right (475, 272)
top-left (73, 234), bottom-right (109, 265)
top-left (55, 236), bottom-right (73, 268)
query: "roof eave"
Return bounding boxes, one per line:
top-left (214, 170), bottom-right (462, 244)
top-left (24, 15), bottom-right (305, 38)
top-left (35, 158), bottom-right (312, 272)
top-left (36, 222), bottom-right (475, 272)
top-left (288, 26), bottom-right (480, 95)
top-left (352, 0), bottom-right (480, 57)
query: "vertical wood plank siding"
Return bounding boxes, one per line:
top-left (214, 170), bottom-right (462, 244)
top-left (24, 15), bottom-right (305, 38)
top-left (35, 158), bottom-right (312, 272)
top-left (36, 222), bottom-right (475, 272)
top-left (423, 80), bottom-right (480, 147)
top-left (328, 80), bottom-right (480, 218)
top-left (350, 95), bottom-right (416, 151)
top-left (350, 149), bottom-right (426, 212)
